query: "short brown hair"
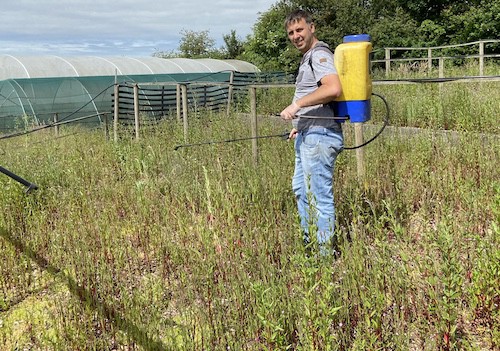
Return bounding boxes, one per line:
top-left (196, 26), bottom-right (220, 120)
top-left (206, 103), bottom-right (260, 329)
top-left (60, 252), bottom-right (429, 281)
top-left (284, 9), bottom-right (314, 31)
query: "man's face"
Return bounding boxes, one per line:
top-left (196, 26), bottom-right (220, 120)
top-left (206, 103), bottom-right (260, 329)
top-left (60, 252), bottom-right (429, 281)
top-left (287, 18), bottom-right (316, 54)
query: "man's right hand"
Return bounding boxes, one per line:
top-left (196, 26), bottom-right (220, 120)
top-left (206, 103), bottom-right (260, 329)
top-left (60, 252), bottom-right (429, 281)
top-left (280, 102), bottom-right (300, 120)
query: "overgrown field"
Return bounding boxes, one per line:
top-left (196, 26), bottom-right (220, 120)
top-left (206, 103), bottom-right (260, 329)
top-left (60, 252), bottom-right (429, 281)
top-left (0, 81), bottom-right (498, 350)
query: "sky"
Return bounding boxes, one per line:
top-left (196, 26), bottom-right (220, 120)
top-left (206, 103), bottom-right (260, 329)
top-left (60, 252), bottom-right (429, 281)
top-left (0, 0), bottom-right (277, 57)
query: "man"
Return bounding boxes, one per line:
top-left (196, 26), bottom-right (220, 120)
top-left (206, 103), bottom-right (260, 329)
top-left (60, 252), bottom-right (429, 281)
top-left (280, 9), bottom-right (343, 253)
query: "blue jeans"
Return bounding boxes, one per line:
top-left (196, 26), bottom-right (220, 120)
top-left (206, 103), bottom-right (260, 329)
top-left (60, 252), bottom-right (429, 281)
top-left (292, 127), bottom-right (343, 246)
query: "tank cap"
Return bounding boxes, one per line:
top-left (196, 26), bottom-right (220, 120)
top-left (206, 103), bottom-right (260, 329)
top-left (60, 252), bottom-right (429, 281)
top-left (343, 34), bottom-right (371, 43)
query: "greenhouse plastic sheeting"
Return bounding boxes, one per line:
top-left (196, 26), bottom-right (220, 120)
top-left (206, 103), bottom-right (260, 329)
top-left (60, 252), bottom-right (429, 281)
top-left (0, 55), bottom-right (281, 132)
top-left (0, 55), bottom-right (259, 80)
top-left (0, 73), bottom-right (220, 131)
top-left (0, 71), bottom-right (293, 132)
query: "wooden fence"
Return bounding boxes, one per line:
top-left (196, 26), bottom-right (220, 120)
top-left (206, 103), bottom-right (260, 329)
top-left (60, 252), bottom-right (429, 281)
top-left (112, 81), bottom-right (242, 142)
top-left (372, 39), bottom-right (500, 77)
top-left (111, 39), bottom-right (499, 146)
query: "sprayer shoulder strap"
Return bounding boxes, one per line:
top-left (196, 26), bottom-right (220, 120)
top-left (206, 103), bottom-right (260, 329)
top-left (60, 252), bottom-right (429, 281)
top-left (304, 44), bottom-right (338, 113)
top-left (307, 44), bottom-right (334, 86)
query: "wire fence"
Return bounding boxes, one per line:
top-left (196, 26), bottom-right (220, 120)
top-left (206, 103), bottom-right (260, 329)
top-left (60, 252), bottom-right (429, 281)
top-left (112, 71), bottom-right (294, 124)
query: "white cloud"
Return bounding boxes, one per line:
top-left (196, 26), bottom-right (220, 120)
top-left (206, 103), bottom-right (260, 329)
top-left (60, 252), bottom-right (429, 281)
top-left (0, 0), bottom-right (275, 56)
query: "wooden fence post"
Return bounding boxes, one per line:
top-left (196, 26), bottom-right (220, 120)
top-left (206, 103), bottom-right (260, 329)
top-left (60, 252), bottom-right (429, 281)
top-left (113, 83), bottom-right (119, 142)
top-left (385, 48), bottom-right (391, 77)
top-left (479, 41), bottom-right (484, 76)
top-left (181, 84), bottom-right (188, 142)
top-left (428, 48), bottom-right (433, 73)
top-left (438, 57), bottom-right (445, 94)
top-left (134, 83), bottom-right (140, 140)
top-left (203, 85), bottom-right (207, 108)
top-left (249, 86), bottom-right (258, 164)
top-left (104, 113), bottom-right (109, 140)
top-left (354, 123), bottom-right (365, 183)
top-left (226, 71), bottom-right (234, 117)
top-left (176, 84), bottom-right (181, 122)
top-left (53, 113), bottom-right (59, 137)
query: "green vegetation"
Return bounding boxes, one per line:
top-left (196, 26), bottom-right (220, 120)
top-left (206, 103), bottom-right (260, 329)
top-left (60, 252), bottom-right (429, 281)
top-left (373, 80), bottom-right (500, 133)
top-left (0, 82), bottom-right (498, 350)
top-left (156, 0), bottom-right (500, 72)
top-left (242, 0), bottom-right (500, 71)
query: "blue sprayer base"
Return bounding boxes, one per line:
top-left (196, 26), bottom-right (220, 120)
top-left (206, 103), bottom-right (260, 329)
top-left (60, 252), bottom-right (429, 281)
top-left (334, 100), bottom-right (371, 123)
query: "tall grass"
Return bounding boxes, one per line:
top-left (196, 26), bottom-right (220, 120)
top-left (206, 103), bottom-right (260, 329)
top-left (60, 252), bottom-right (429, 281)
top-left (0, 82), bottom-right (498, 350)
top-left (372, 81), bottom-right (499, 133)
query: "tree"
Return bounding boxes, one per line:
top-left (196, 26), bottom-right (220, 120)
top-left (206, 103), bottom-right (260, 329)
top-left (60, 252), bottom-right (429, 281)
top-left (222, 30), bottom-right (244, 59)
top-left (441, 0), bottom-right (500, 43)
top-left (240, 0), bottom-right (300, 72)
top-left (241, 0), bottom-right (379, 71)
top-left (179, 29), bottom-right (216, 58)
top-left (243, 0), bottom-right (499, 71)
top-left (369, 7), bottom-right (420, 57)
top-left (152, 48), bottom-right (178, 59)
top-left (159, 0), bottom-right (498, 70)
top-left (394, 0), bottom-right (480, 23)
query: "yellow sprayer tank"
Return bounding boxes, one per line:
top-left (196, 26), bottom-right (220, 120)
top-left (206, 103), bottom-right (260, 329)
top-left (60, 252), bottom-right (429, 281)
top-left (334, 34), bottom-right (372, 122)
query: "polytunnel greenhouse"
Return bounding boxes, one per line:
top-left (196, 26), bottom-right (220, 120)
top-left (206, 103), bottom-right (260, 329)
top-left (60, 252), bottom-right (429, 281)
top-left (0, 55), bottom-right (290, 133)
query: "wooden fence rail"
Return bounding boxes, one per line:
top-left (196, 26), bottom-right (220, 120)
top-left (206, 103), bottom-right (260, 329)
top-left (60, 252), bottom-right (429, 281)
top-left (372, 39), bottom-right (500, 77)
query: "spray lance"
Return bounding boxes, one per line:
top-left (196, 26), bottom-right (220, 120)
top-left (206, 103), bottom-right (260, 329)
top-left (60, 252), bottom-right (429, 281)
top-left (0, 165), bottom-right (38, 193)
top-left (174, 34), bottom-right (389, 151)
top-left (173, 132), bottom-right (290, 151)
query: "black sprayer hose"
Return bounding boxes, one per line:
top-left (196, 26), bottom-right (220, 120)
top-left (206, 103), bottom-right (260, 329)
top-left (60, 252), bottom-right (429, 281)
top-left (344, 92), bottom-right (389, 150)
top-left (173, 93), bottom-right (389, 151)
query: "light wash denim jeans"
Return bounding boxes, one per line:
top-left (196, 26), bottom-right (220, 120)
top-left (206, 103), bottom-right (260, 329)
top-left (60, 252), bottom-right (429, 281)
top-left (292, 127), bottom-right (344, 247)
